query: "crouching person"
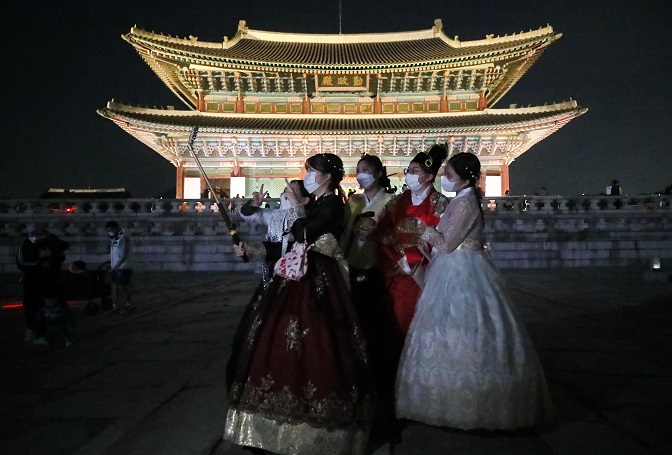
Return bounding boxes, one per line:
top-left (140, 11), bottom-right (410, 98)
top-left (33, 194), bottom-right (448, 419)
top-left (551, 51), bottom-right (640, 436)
top-left (33, 288), bottom-right (76, 348)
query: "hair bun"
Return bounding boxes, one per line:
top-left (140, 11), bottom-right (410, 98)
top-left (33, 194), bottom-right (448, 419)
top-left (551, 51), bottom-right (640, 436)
top-left (427, 144), bottom-right (448, 163)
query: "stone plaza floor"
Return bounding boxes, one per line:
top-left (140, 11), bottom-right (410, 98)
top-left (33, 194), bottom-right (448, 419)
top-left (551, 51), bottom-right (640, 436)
top-left (1, 267), bottom-right (671, 455)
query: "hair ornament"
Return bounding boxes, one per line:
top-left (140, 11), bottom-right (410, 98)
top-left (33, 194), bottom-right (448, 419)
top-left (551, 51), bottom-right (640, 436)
top-left (322, 153), bottom-right (344, 172)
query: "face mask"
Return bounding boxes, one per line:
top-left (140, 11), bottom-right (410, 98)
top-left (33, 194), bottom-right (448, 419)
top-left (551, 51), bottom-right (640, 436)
top-left (441, 176), bottom-right (461, 193)
top-left (404, 174), bottom-right (424, 192)
top-left (303, 171), bottom-right (325, 194)
top-left (356, 173), bottom-right (376, 190)
top-left (29, 236), bottom-right (38, 243)
top-left (279, 193), bottom-right (293, 210)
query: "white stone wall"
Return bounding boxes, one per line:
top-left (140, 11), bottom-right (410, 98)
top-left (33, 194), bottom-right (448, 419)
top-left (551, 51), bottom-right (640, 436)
top-left (1, 196), bottom-right (670, 273)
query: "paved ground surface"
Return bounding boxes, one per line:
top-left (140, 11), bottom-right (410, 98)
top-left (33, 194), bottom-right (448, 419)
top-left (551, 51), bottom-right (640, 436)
top-left (1, 267), bottom-right (671, 455)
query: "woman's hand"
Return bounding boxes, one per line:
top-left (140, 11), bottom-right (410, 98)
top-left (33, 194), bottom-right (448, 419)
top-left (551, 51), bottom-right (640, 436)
top-left (251, 184), bottom-right (268, 207)
top-left (232, 242), bottom-right (248, 257)
top-left (284, 186), bottom-right (300, 206)
top-left (418, 239), bottom-right (432, 260)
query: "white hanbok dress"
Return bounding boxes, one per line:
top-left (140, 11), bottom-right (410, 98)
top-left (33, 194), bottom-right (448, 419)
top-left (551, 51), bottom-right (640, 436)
top-left (395, 187), bottom-right (552, 430)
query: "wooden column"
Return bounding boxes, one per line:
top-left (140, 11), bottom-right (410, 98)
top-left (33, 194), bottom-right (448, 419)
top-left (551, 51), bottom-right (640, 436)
top-left (374, 94), bottom-right (382, 114)
top-left (302, 73), bottom-right (310, 114)
top-left (440, 93), bottom-right (448, 112)
top-left (175, 165), bottom-right (185, 199)
top-left (197, 92), bottom-right (205, 112)
top-left (478, 91), bottom-right (488, 110)
top-left (479, 173), bottom-right (487, 195)
top-left (500, 164), bottom-right (510, 195)
top-left (235, 72), bottom-right (244, 113)
top-left (303, 93), bottom-right (310, 114)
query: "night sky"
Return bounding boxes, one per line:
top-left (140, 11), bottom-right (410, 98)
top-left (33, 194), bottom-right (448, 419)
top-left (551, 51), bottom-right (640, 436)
top-left (2, 0), bottom-right (670, 199)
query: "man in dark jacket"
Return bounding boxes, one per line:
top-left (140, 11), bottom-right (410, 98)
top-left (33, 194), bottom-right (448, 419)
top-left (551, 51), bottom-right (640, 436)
top-left (37, 227), bottom-right (70, 291)
top-left (16, 225), bottom-right (69, 341)
top-left (16, 224), bottom-right (46, 342)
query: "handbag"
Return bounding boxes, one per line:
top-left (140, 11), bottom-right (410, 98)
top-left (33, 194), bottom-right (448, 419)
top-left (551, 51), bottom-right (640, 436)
top-left (273, 232), bottom-right (309, 281)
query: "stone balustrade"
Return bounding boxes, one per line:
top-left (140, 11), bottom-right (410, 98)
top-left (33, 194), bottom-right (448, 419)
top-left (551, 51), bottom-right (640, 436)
top-left (0, 195), bottom-right (670, 272)
top-left (2, 195), bottom-right (670, 216)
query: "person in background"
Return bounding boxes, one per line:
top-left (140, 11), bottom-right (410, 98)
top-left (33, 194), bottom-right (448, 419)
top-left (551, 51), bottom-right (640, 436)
top-left (16, 224), bottom-right (48, 342)
top-left (105, 221), bottom-right (133, 314)
top-left (37, 227), bottom-right (70, 296)
top-left (606, 179), bottom-right (622, 196)
top-left (32, 287), bottom-right (76, 348)
top-left (396, 152), bottom-right (553, 430)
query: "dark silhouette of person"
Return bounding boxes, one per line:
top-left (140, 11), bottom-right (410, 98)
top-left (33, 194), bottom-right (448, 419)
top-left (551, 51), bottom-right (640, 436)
top-left (607, 179), bottom-right (621, 196)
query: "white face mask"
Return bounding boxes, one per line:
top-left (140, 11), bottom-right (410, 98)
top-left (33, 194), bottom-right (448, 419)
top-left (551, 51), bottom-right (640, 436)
top-left (404, 174), bottom-right (424, 192)
top-left (441, 176), bottom-right (461, 193)
top-left (303, 171), bottom-right (325, 194)
top-left (279, 193), bottom-right (293, 210)
top-left (29, 235), bottom-right (38, 243)
top-left (356, 173), bottom-right (376, 190)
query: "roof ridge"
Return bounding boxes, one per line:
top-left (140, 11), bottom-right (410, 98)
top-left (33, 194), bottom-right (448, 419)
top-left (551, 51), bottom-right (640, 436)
top-left (126, 20), bottom-right (557, 51)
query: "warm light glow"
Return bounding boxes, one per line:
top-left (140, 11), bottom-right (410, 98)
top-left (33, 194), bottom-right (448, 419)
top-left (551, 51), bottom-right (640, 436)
top-left (184, 177), bottom-right (201, 199)
top-left (230, 176), bottom-right (246, 197)
top-left (485, 175), bottom-right (502, 197)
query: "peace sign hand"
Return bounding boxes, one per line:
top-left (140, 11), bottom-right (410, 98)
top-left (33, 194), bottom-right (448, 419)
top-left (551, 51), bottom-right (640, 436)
top-left (252, 184), bottom-right (268, 206)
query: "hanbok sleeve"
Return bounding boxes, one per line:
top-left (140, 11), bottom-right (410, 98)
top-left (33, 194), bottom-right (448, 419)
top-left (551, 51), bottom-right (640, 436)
top-left (375, 196), bottom-right (398, 245)
top-left (291, 195), bottom-right (344, 245)
top-left (238, 201), bottom-right (266, 224)
top-left (426, 197), bottom-right (478, 254)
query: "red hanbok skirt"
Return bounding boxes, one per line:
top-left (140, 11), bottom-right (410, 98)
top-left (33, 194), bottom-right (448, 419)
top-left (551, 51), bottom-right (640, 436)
top-left (225, 252), bottom-right (374, 455)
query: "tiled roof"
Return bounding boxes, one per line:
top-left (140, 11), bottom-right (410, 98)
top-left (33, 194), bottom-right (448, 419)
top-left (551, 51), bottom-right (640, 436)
top-left (98, 101), bottom-right (586, 135)
top-left (125, 23), bottom-right (558, 71)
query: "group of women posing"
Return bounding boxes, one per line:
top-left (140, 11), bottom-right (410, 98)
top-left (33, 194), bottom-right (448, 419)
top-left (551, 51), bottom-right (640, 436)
top-left (224, 147), bottom-right (552, 455)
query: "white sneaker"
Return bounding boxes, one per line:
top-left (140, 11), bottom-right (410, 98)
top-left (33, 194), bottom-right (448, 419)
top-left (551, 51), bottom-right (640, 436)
top-left (24, 330), bottom-right (35, 342)
top-left (33, 337), bottom-right (49, 346)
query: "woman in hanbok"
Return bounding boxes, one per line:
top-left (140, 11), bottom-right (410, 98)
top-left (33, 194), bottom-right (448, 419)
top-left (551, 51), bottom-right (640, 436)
top-left (341, 155), bottom-right (399, 449)
top-left (377, 145), bottom-right (449, 342)
top-left (396, 152), bottom-right (553, 430)
top-left (225, 153), bottom-right (374, 455)
top-left (226, 180), bottom-right (310, 392)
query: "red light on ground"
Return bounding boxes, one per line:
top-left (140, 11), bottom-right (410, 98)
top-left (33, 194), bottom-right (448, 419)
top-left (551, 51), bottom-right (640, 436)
top-left (2, 303), bottom-right (23, 309)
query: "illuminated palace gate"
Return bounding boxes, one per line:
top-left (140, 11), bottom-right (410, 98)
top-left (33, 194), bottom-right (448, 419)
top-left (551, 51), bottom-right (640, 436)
top-left (99, 19), bottom-right (586, 198)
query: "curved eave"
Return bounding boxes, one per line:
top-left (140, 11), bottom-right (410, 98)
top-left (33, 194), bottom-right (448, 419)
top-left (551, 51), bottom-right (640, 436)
top-left (124, 35), bottom-right (199, 108)
top-left (123, 25), bottom-right (559, 73)
top-left (98, 100), bottom-right (586, 136)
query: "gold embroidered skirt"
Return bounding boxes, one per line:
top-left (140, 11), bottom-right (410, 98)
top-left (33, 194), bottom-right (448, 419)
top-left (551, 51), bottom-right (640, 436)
top-left (225, 408), bottom-right (368, 455)
top-left (224, 252), bottom-right (374, 455)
